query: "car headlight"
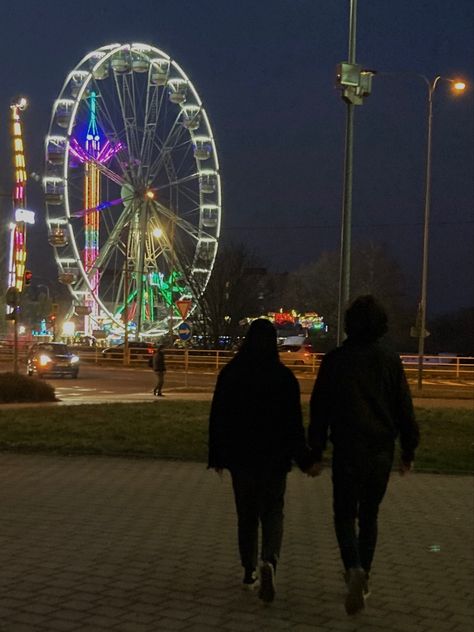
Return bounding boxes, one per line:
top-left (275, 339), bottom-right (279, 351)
top-left (70, 355), bottom-right (80, 364)
top-left (39, 354), bottom-right (52, 366)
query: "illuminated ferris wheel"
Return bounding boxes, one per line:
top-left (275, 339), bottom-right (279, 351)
top-left (43, 42), bottom-right (221, 337)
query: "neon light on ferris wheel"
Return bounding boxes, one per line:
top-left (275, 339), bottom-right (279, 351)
top-left (72, 91), bottom-right (123, 333)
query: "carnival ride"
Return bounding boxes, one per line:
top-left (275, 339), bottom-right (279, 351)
top-left (43, 42), bottom-right (222, 338)
top-left (7, 97), bottom-right (33, 303)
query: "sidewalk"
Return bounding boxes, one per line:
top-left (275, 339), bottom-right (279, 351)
top-left (0, 454), bottom-right (472, 632)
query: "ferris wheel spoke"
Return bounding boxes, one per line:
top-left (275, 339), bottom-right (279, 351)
top-left (141, 81), bottom-right (167, 184)
top-left (70, 197), bottom-right (124, 218)
top-left (69, 139), bottom-right (125, 187)
top-left (174, 141), bottom-right (195, 179)
top-left (113, 72), bottom-right (141, 178)
top-left (89, 199), bottom-right (137, 273)
top-left (153, 171), bottom-right (199, 192)
top-left (152, 200), bottom-right (208, 243)
top-left (89, 158), bottom-right (125, 186)
top-left (147, 115), bottom-right (190, 184)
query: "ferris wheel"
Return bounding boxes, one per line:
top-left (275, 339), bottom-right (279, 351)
top-left (43, 42), bottom-right (221, 337)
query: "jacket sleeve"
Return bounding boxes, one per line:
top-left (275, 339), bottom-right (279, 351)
top-left (394, 359), bottom-right (420, 463)
top-left (285, 374), bottom-right (313, 471)
top-left (208, 371), bottom-right (229, 469)
top-left (308, 354), bottom-right (333, 461)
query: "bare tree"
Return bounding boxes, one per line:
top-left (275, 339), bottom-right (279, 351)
top-left (279, 242), bottom-right (411, 347)
top-left (192, 244), bottom-right (266, 347)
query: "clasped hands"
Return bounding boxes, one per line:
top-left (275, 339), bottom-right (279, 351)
top-left (304, 461), bottom-right (324, 477)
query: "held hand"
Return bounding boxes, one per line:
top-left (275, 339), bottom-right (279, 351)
top-left (306, 462), bottom-right (324, 477)
top-left (399, 460), bottom-right (413, 476)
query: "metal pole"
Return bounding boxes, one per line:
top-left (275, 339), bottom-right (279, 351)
top-left (168, 218), bottom-right (176, 344)
top-left (13, 307), bottom-right (19, 374)
top-left (135, 200), bottom-right (148, 340)
top-left (123, 245), bottom-right (130, 367)
top-left (417, 78), bottom-right (438, 390)
top-left (337, 0), bottom-right (357, 346)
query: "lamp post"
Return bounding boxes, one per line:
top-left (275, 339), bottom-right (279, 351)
top-left (416, 76), bottom-right (466, 390)
top-left (336, 0), bottom-right (375, 345)
top-left (123, 247), bottom-right (130, 367)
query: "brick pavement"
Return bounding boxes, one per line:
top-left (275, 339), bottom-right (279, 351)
top-left (0, 454), bottom-right (472, 632)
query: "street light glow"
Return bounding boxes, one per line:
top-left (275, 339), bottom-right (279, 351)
top-left (62, 321), bottom-right (75, 336)
top-left (146, 190), bottom-right (155, 199)
top-left (152, 227), bottom-right (163, 238)
top-left (13, 97), bottom-right (28, 110)
top-left (416, 74), bottom-right (467, 390)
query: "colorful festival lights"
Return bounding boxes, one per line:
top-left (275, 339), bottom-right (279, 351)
top-left (7, 97), bottom-right (32, 299)
top-left (70, 91), bottom-right (122, 334)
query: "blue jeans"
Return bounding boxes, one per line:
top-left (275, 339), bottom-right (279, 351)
top-left (230, 468), bottom-right (287, 571)
top-left (332, 447), bottom-right (393, 572)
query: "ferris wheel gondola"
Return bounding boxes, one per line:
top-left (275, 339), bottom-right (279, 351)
top-left (43, 42), bottom-right (221, 337)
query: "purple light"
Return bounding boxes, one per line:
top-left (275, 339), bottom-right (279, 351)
top-left (69, 137), bottom-right (123, 165)
top-left (72, 197), bottom-right (123, 218)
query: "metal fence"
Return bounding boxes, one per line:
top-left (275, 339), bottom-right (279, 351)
top-left (1, 342), bottom-right (473, 379)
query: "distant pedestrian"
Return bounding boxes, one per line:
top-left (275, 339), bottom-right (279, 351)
top-left (152, 344), bottom-right (166, 396)
top-left (208, 318), bottom-right (313, 603)
top-left (307, 295), bottom-right (420, 615)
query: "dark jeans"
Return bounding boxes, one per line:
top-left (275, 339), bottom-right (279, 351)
top-left (332, 446), bottom-right (393, 573)
top-left (154, 371), bottom-right (164, 394)
top-left (230, 468), bottom-right (287, 571)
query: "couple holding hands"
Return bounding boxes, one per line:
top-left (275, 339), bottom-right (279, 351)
top-left (208, 296), bottom-right (419, 615)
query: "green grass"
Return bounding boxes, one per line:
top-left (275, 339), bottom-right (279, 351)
top-left (413, 407), bottom-right (474, 473)
top-left (0, 402), bottom-right (472, 474)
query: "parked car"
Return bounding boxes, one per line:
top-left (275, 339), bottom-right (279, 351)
top-left (27, 342), bottom-right (80, 378)
top-left (278, 338), bottom-right (316, 366)
top-left (101, 341), bottom-right (155, 361)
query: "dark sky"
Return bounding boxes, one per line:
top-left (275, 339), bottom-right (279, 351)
top-left (1, 0), bottom-right (473, 315)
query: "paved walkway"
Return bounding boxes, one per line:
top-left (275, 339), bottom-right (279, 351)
top-left (0, 454), bottom-right (472, 632)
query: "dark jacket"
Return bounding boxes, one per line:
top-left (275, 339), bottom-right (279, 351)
top-left (152, 349), bottom-right (166, 372)
top-left (309, 339), bottom-right (419, 463)
top-left (208, 353), bottom-right (312, 473)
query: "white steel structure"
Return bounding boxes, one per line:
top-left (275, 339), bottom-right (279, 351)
top-left (44, 43), bottom-right (221, 337)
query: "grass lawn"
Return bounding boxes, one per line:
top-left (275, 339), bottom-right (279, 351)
top-left (0, 402), bottom-right (472, 474)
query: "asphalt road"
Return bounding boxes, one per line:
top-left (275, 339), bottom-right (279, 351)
top-left (2, 361), bottom-right (472, 407)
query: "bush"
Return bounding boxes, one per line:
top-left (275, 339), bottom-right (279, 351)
top-left (0, 372), bottom-right (57, 403)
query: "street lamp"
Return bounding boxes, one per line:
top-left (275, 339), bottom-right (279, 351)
top-left (336, 0), bottom-right (375, 345)
top-left (416, 76), bottom-right (466, 390)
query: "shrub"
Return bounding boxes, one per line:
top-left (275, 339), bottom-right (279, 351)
top-left (0, 372), bottom-right (57, 403)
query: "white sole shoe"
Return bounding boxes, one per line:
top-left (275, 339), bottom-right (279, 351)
top-left (258, 562), bottom-right (275, 603)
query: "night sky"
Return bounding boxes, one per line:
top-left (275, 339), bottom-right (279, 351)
top-left (1, 0), bottom-right (472, 315)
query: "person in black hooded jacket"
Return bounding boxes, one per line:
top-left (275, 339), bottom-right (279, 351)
top-left (308, 295), bottom-right (420, 615)
top-left (208, 318), bottom-right (313, 603)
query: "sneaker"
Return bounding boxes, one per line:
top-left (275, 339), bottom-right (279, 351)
top-left (242, 568), bottom-right (259, 590)
top-left (363, 573), bottom-right (370, 599)
top-left (258, 562), bottom-right (275, 603)
top-left (344, 569), bottom-right (370, 599)
top-left (345, 567), bottom-right (366, 615)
